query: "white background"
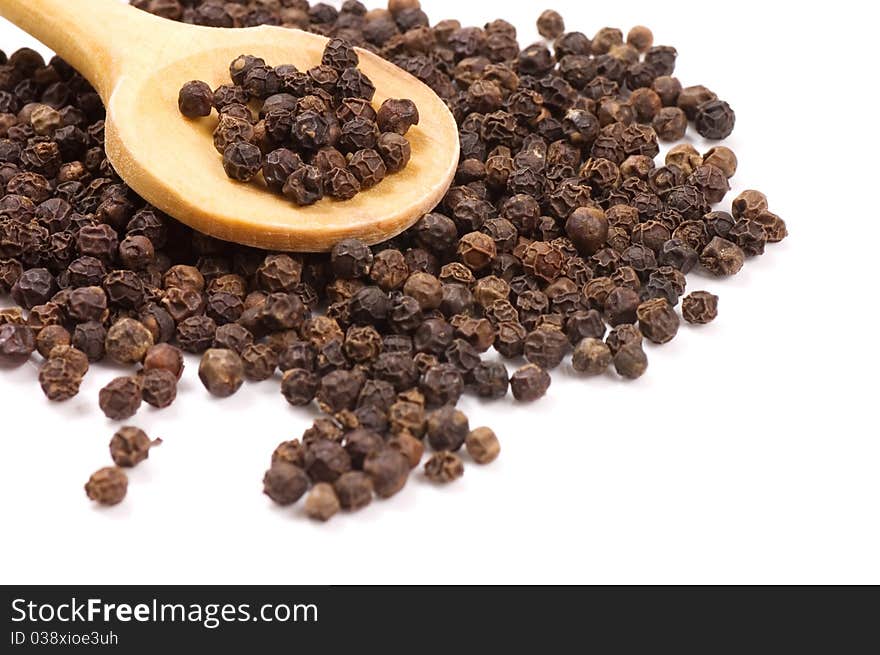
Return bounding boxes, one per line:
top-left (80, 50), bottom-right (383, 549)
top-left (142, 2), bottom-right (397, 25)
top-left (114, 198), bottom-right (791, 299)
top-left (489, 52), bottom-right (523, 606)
top-left (0, 0), bottom-right (877, 585)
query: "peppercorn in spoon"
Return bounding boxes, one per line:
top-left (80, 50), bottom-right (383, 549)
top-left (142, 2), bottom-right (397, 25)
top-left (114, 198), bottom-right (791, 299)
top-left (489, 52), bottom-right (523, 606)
top-left (0, 0), bottom-right (459, 251)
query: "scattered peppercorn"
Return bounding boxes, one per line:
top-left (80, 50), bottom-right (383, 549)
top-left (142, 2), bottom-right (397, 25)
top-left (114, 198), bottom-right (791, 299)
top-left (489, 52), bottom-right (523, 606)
top-left (537, 10), bottom-right (565, 39)
top-left (263, 462), bottom-right (310, 506)
top-left (109, 426), bottom-right (160, 467)
top-left (425, 451), bottom-right (464, 483)
top-left (465, 427), bottom-right (500, 464)
top-left (98, 376), bottom-right (142, 421)
top-left (84, 467), bottom-right (128, 506)
top-left (682, 291), bottom-right (719, 324)
top-left (510, 364), bottom-right (551, 402)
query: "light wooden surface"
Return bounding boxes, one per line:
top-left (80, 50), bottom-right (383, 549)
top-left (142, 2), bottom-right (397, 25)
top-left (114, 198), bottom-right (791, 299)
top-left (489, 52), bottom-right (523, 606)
top-left (0, 0), bottom-right (459, 251)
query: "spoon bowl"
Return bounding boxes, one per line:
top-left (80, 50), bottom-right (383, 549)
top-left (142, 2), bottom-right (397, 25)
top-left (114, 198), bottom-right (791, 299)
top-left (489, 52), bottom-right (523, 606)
top-left (0, 0), bottom-right (460, 251)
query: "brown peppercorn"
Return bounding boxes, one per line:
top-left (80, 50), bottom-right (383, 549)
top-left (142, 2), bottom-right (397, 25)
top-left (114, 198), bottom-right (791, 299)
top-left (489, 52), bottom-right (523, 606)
top-left (388, 432), bottom-right (425, 469)
top-left (572, 338), bottom-right (613, 375)
top-left (263, 462), bottom-right (310, 506)
top-left (652, 75), bottom-right (681, 106)
top-left (304, 439), bottom-right (352, 484)
top-left (457, 231), bottom-right (497, 272)
top-left (565, 206), bottom-right (608, 256)
top-left (729, 219), bottom-right (768, 256)
top-left (732, 190), bottom-right (768, 220)
top-left (176, 316), bottom-right (217, 354)
top-left (84, 467), bottom-right (128, 506)
top-left (363, 448), bottom-right (410, 498)
top-left (38, 356), bottom-right (83, 401)
top-left (629, 87), bottom-right (662, 122)
top-left (212, 114), bottom-right (254, 154)
top-left (105, 317), bottom-right (154, 365)
top-left (424, 451), bottom-right (464, 483)
top-left (143, 343), bottom-right (184, 380)
top-left (377, 132), bottom-right (411, 172)
top-left (377, 98), bottom-right (420, 135)
top-left (198, 348), bottom-right (244, 397)
top-left (109, 426), bottom-right (158, 467)
top-left (302, 418), bottom-right (345, 447)
top-left (369, 249), bottom-right (409, 290)
top-left (704, 146), bottom-right (737, 179)
top-left (35, 324), bottom-right (70, 359)
top-left (272, 440), bottom-right (305, 468)
top-left (592, 27), bottom-right (623, 54)
top-left (420, 363), bottom-right (465, 407)
top-left (304, 483), bottom-right (340, 521)
top-left (606, 324), bottom-right (643, 356)
top-left (403, 271), bottom-right (443, 310)
top-left (509, 363), bottom-right (551, 402)
top-left (118, 235), bottom-right (155, 270)
top-left (140, 368), bottom-right (177, 408)
top-left (49, 345), bottom-right (89, 378)
top-left (666, 143), bottom-right (702, 176)
top-left (325, 167), bottom-right (362, 200)
top-left (700, 237), bottom-right (745, 276)
top-left (613, 342), bottom-right (648, 379)
top-left (343, 428), bottom-right (385, 470)
top-left (465, 427), bottom-right (500, 464)
top-left (627, 25), bottom-right (654, 52)
top-left (523, 325), bottom-right (569, 369)
top-left (677, 85), bottom-right (717, 120)
top-left (348, 148), bottom-right (387, 188)
top-left (636, 298), bottom-right (680, 344)
top-left (283, 165), bottom-right (324, 206)
top-left (753, 210), bottom-right (788, 243)
top-left (537, 10), bottom-right (565, 39)
top-left (317, 368), bottom-right (366, 413)
top-left (604, 286), bottom-right (642, 326)
top-left (389, 399), bottom-right (426, 438)
top-left (240, 343), bottom-right (278, 381)
top-left (426, 405), bottom-right (469, 452)
top-left (99, 376), bottom-right (142, 421)
top-left (682, 291), bottom-right (719, 324)
top-left (334, 471), bottom-right (374, 510)
top-left (652, 107), bottom-right (687, 141)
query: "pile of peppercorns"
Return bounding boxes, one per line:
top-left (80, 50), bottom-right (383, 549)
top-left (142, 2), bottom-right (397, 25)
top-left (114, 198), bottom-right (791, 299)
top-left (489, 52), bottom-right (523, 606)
top-left (178, 38), bottom-right (418, 205)
top-left (0, 1), bottom-right (786, 519)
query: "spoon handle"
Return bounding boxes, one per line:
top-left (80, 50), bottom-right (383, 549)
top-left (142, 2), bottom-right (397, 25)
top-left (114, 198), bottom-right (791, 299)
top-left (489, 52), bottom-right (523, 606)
top-left (0, 0), bottom-right (183, 98)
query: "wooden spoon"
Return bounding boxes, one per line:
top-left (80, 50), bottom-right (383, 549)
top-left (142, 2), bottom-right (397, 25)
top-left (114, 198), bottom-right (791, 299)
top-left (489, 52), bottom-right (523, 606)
top-left (0, 0), bottom-right (459, 251)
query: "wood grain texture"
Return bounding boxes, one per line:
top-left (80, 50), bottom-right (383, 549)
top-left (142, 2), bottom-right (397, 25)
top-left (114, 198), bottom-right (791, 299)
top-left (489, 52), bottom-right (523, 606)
top-left (0, 0), bottom-right (460, 251)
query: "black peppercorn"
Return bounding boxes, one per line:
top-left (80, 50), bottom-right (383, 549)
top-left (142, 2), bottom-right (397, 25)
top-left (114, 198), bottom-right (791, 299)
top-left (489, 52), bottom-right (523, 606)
top-left (178, 80), bottom-right (213, 118)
